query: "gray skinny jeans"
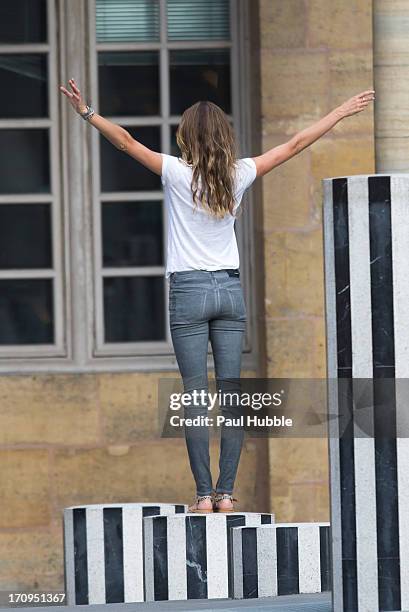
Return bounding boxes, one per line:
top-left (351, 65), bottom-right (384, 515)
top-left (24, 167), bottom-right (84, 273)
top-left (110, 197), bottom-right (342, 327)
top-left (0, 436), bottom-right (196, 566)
top-left (169, 269), bottom-right (246, 497)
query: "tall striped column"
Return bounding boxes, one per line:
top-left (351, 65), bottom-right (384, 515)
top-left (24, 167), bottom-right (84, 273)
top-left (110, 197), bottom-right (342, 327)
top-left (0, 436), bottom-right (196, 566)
top-left (322, 174), bottom-right (409, 612)
top-left (63, 502), bottom-right (186, 605)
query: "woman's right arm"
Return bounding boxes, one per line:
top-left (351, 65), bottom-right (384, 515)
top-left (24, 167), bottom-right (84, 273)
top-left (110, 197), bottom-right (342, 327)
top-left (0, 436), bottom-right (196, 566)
top-left (60, 78), bottom-right (130, 149)
top-left (59, 78), bottom-right (162, 176)
top-left (252, 89), bottom-right (375, 178)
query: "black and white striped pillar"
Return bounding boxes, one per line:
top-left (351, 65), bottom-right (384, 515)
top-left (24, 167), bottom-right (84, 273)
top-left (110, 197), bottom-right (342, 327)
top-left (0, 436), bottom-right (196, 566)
top-left (323, 174), bottom-right (409, 612)
top-left (231, 523), bottom-right (331, 599)
top-left (143, 512), bottom-right (274, 601)
top-left (63, 502), bottom-right (186, 605)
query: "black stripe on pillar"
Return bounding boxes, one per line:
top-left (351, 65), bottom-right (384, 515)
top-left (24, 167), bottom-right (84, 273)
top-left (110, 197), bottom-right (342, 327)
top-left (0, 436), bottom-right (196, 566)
top-left (153, 516), bottom-right (168, 600)
top-left (226, 514), bottom-right (246, 597)
top-left (319, 525), bottom-right (332, 592)
top-left (261, 514), bottom-right (273, 524)
top-left (103, 507), bottom-right (124, 603)
top-left (332, 177), bottom-right (352, 373)
top-left (143, 506), bottom-right (160, 518)
top-left (73, 508), bottom-right (88, 605)
top-left (368, 176), bottom-right (401, 611)
top-left (368, 177), bottom-right (395, 376)
top-left (339, 388), bottom-right (357, 612)
top-left (242, 528), bottom-right (258, 598)
top-left (186, 516), bottom-right (207, 599)
top-left (276, 527), bottom-right (299, 595)
top-left (175, 504), bottom-right (186, 513)
top-left (332, 177), bottom-right (358, 611)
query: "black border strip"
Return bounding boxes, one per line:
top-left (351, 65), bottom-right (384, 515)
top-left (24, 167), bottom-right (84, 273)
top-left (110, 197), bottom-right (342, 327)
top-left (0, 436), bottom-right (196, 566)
top-left (332, 177), bottom-right (357, 610)
top-left (368, 176), bottom-right (400, 610)
top-left (153, 516), bottom-right (168, 600)
top-left (103, 507), bottom-right (124, 603)
top-left (73, 508), bottom-right (88, 605)
top-left (320, 525), bottom-right (331, 592)
top-left (242, 527), bottom-right (258, 598)
top-left (276, 526), bottom-right (299, 595)
top-left (186, 515), bottom-right (207, 599)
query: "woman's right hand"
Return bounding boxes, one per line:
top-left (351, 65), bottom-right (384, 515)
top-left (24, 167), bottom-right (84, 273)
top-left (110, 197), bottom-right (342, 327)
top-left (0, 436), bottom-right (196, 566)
top-left (337, 89), bottom-right (375, 119)
top-left (59, 78), bottom-right (88, 115)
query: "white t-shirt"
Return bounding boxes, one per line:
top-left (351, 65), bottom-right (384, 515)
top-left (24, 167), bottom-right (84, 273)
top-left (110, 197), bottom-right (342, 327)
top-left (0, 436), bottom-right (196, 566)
top-left (161, 153), bottom-right (257, 279)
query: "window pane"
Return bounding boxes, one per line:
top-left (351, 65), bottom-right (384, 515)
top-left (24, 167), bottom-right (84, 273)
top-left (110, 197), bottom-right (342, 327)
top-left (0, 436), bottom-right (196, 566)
top-left (103, 276), bottom-right (165, 341)
top-left (170, 49), bottom-right (231, 115)
top-left (0, 0), bottom-right (47, 44)
top-left (167, 0), bottom-right (230, 41)
top-left (0, 204), bottom-right (52, 269)
top-left (0, 55), bottom-right (48, 119)
top-left (96, 0), bottom-right (160, 42)
top-left (170, 125), bottom-right (182, 157)
top-left (98, 52), bottom-right (160, 116)
top-left (100, 126), bottom-right (161, 192)
top-left (0, 129), bottom-right (50, 194)
top-left (102, 201), bottom-right (163, 267)
top-left (0, 279), bottom-right (53, 345)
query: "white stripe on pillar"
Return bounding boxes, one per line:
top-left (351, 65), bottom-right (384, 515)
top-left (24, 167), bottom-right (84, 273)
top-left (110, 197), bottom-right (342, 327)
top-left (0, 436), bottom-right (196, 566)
top-left (167, 515), bottom-right (187, 600)
top-left (63, 509), bottom-right (76, 605)
top-left (231, 526), bottom-right (243, 599)
top-left (122, 505), bottom-right (143, 602)
top-left (297, 524), bottom-right (321, 593)
top-left (244, 513), bottom-right (262, 527)
top-left (86, 507), bottom-right (106, 604)
top-left (206, 514), bottom-right (229, 599)
top-left (143, 516), bottom-right (154, 602)
top-left (391, 175), bottom-right (409, 610)
top-left (162, 504), bottom-right (180, 514)
top-left (348, 176), bottom-right (379, 612)
top-left (257, 526), bottom-right (277, 597)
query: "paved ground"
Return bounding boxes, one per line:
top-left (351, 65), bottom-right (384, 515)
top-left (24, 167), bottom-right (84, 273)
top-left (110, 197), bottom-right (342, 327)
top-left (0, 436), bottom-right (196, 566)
top-left (0, 592), bottom-right (331, 611)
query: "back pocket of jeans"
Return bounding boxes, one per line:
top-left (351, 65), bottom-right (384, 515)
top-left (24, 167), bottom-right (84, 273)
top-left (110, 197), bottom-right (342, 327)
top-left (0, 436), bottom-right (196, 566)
top-left (227, 288), bottom-right (246, 318)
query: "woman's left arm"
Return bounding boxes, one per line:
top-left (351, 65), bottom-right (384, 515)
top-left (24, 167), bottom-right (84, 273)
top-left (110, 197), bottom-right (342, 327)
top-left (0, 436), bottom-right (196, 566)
top-left (59, 78), bottom-right (162, 175)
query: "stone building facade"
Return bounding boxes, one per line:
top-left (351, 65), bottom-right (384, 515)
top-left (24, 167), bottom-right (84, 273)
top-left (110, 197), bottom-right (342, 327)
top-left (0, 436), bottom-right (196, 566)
top-left (0, 0), bottom-right (379, 592)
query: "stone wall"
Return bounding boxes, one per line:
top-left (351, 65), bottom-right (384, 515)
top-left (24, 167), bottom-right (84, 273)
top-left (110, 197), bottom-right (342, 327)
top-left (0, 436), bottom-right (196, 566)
top-left (0, 372), bottom-right (260, 589)
top-left (373, 0), bottom-right (409, 171)
top-left (258, 0), bottom-right (375, 521)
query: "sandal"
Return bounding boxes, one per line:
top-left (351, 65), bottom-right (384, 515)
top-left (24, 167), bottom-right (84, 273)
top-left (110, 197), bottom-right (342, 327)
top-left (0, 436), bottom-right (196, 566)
top-left (187, 494), bottom-right (214, 513)
top-left (213, 493), bottom-right (237, 513)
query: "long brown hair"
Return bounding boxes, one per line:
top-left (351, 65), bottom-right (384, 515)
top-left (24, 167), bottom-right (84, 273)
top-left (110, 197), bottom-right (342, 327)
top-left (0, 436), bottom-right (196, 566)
top-left (176, 101), bottom-right (239, 219)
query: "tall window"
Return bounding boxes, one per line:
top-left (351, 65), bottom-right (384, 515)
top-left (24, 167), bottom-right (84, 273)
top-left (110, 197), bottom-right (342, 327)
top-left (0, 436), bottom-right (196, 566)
top-left (0, 0), bottom-right (254, 371)
top-left (0, 0), bottom-right (64, 357)
top-left (89, 0), bottom-right (236, 356)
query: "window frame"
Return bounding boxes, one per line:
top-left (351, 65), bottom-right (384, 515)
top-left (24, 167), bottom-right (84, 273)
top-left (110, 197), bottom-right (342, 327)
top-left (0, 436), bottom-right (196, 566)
top-left (88, 0), bottom-right (258, 363)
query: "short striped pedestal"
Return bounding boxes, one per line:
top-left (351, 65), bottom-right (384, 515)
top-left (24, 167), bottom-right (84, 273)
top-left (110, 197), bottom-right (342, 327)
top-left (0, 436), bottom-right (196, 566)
top-left (63, 502), bottom-right (186, 605)
top-left (231, 522), bottom-right (331, 599)
top-left (143, 512), bottom-right (274, 601)
top-left (323, 175), bottom-right (409, 611)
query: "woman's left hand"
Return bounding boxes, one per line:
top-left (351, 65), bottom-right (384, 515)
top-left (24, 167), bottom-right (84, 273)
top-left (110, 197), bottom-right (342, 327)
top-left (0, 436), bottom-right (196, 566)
top-left (336, 90), bottom-right (375, 119)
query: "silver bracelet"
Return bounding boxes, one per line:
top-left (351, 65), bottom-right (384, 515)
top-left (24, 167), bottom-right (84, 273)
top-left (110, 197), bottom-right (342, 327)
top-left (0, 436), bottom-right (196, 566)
top-left (80, 104), bottom-right (95, 121)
